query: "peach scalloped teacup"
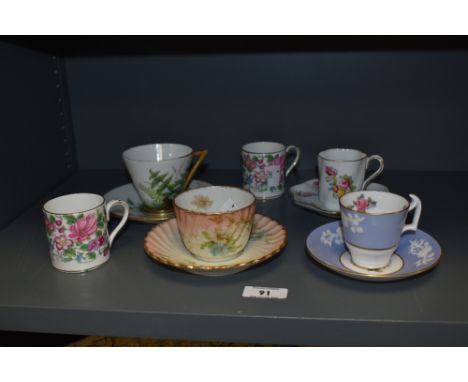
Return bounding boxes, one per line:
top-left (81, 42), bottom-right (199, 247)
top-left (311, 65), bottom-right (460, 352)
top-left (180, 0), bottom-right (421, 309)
top-left (173, 186), bottom-right (256, 262)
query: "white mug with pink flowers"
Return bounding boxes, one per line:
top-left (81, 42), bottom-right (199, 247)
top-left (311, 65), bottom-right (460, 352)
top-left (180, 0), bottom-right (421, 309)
top-left (43, 193), bottom-right (129, 272)
top-left (318, 148), bottom-right (384, 212)
top-left (242, 141), bottom-right (301, 199)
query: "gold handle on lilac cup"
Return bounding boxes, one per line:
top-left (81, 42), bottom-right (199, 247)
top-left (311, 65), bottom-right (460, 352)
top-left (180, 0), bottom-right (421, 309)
top-left (182, 149), bottom-right (208, 191)
top-left (401, 194), bottom-right (422, 234)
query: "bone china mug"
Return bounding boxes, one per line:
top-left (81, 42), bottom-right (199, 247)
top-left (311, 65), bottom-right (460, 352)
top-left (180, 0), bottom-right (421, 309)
top-left (43, 193), bottom-right (129, 273)
top-left (318, 148), bottom-right (384, 211)
top-left (241, 141), bottom-right (301, 199)
top-left (339, 191), bottom-right (422, 270)
top-left (122, 143), bottom-right (208, 213)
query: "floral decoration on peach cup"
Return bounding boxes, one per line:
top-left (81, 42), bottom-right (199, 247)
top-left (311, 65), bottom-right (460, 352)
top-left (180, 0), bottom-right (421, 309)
top-left (173, 186), bottom-right (256, 262)
top-left (318, 148), bottom-right (384, 212)
top-left (43, 193), bottom-right (129, 273)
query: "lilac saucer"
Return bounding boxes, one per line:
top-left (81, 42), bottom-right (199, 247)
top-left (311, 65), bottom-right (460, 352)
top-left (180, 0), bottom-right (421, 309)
top-left (306, 221), bottom-right (442, 281)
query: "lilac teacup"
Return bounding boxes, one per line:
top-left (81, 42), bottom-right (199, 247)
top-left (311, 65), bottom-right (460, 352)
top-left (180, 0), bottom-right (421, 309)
top-left (339, 191), bottom-right (422, 270)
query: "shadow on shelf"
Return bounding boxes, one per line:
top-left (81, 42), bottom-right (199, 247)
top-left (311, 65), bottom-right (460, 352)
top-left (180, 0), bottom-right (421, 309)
top-left (68, 336), bottom-right (271, 347)
top-left (0, 331), bottom-right (271, 346)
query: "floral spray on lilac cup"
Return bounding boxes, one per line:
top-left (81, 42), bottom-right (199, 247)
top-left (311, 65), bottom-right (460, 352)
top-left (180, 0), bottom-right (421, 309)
top-left (339, 191), bottom-right (422, 270)
top-left (43, 193), bottom-right (129, 272)
top-left (318, 148), bottom-right (384, 211)
top-left (241, 141), bottom-right (300, 199)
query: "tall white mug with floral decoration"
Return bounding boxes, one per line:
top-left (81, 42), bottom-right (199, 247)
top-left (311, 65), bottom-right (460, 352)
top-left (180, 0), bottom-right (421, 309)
top-left (43, 193), bottom-right (129, 272)
top-left (318, 148), bottom-right (384, 212)
top-left (241, 141), bottom-right (301, 199)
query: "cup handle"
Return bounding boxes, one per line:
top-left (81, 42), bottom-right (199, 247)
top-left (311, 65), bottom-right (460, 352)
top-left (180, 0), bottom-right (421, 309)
top-left (182, 149), bottom-right (208, 191)
top-left (401, 194), bottom-right (422, 234)
top-left (105, 199), bottom-right (130, 247)
top-left (362, 155), bottom-right (384, 190)
top-left (285, 145), bottom-right (301, 177)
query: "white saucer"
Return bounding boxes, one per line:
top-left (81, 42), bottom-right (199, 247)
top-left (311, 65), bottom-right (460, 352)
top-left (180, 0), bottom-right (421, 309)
top-left (144, 214), bottom-right (287, 276)
top-left (104, 180), bottom-right (211, 223)
top-left (289, 178), bottom-right (389, 218)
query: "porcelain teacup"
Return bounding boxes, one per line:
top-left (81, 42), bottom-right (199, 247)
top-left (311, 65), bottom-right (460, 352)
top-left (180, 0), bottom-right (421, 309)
top-left (123, 143), bottom-right (207, 216)
top-left (339, 190), bottom-right (422, 270)
top-left (241, 141), bottom-right (301, 199)
top-left (43, 193), bottom-right (129, 272)
top-left (318, 148), bottom-right (384, 211)
top-left (174, 186), bottom-right (256, 262)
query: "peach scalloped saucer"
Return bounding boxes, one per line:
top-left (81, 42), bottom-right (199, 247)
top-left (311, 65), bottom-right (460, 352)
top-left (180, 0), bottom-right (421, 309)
top-left (144, 214), bottom-right (287, 276)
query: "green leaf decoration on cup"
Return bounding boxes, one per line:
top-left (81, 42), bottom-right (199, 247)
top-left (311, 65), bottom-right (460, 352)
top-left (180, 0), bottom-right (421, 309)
top-left (64, 215), bottom-right (77, 225)
top-left (139, 169), bottom-right (187, 208)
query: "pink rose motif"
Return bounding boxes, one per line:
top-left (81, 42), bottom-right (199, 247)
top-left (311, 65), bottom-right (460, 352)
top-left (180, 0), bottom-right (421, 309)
top-left (312, 179), bottom-right (320, 188)
top-left (355, 197), bottom-right (369, 212)
top-left (254, 171), bottom-right (267, 183)
top-left (69, 214), bottom-right (97, 242)
top-left (245, 157), bottom-right (256, 171)
top-left (55, 220), bottom-right (62, 227)
top-left (58, 227), bottom-right (65, 233)
top-left (259, 164), bottom-right (265, 170)
top-left (271, 155), bottom-right (286, 166)
top-left (54, 235), bottom-right (73, 251)
top-left (87, 238), bottom-right (99, 251)
top-left (45, 219), bottom-right (55, 233)
top-left (325, 166), bottom-right (337, 177)
top-left (339, 178), bottom-right (350, 190)
top-left (97, 236), bottom-right (106, 246)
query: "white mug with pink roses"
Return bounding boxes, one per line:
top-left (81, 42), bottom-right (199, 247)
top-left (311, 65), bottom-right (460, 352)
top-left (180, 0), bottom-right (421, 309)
top-left (318, 148), bottom-right (384, 212)
top-left (43, 193), bottom-right (129, 272)
top-left (242, 141), bottom-right (301, 199)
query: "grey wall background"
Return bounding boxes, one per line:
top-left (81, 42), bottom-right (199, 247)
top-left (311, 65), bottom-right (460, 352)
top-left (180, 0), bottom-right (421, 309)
top-left (66, 51), bottom-right (468, 171)
top-left (0, 43), bottom-right (75, 228)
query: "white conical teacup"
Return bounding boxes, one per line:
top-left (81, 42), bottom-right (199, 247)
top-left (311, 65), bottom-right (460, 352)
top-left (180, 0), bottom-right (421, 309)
top-left (123, 143), bottom-right (207, 214)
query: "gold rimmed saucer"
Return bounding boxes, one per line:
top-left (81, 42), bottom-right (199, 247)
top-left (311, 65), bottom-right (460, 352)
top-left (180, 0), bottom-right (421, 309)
top-left (144, 214), bottom-right (287, 276)
top-left (104, 180), bottom-right (211, 224)
top-left (305, 221), bottom-right (442, 282)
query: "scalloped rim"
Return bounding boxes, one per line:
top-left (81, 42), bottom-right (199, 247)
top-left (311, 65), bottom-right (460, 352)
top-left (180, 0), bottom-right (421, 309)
top-left (144, 214), bottom-right (287, 273)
